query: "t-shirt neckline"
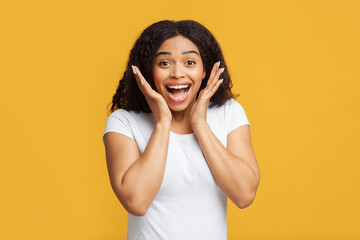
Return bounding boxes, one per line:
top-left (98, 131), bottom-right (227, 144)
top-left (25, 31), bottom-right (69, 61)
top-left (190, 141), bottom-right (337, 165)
top-left (170, 131), bottom-right (195, 137)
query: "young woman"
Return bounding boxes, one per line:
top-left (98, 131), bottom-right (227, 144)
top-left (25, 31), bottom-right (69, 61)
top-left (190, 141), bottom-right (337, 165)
top-left (102, 20), bottom-right (260, 240)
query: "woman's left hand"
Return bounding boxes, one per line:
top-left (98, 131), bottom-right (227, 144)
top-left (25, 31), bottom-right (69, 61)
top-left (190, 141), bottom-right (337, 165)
top-left (190, 61), bottom-right (225, 129)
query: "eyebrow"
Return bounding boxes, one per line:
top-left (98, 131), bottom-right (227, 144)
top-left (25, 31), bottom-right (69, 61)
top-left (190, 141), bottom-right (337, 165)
top-left (155, 50), bottom-right (199, 57)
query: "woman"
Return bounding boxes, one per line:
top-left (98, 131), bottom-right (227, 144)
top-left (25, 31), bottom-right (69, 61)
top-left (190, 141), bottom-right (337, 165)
top-left (102, 20), bottom-right (260, 240)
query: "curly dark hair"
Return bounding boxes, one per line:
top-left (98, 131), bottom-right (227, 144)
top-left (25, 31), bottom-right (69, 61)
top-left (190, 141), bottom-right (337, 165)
top-left (109, 20), bottom-right (238, 114)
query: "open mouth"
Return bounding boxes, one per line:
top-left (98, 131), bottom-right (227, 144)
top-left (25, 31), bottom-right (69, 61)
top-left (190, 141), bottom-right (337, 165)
top-left (165, 84), bottom-right (190, 102)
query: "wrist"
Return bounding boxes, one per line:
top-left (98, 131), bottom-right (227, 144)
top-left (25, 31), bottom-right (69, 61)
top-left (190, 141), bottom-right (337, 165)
top-left (156, 120), bottom-right (171, 131)
top-left (192, 122), bottom-right (210, 134)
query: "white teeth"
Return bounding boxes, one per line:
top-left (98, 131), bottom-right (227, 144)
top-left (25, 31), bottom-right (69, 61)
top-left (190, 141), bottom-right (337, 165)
top-left (168, 87), bottom-right (190, 100)
top-left (167, 85), bottom-right (189, 89)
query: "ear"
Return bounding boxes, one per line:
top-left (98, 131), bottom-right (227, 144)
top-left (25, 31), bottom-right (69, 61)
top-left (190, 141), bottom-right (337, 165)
top-left (202, 69), bottom-right (206, 80)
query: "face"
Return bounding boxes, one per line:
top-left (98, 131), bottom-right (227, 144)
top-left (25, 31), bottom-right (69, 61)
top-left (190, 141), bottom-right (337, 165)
top-left (153, 35), bottom-right (206, 112)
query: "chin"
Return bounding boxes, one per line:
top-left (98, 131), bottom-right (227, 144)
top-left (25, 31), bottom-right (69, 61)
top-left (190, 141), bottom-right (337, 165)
top-left (168, 103), bottom-right (191, 112)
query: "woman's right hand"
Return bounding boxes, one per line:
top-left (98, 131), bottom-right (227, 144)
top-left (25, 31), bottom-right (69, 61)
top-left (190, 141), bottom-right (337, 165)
top-left (132, 65), bottom-right (172, 125)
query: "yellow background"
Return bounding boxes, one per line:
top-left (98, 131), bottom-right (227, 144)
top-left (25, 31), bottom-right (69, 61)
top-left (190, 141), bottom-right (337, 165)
top-left (1, 0), bottom-right (359, 239)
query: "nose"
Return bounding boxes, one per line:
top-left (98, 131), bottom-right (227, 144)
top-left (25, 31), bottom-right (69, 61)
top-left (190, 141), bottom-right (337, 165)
top-left (171, 64), bottom-right (185, 79)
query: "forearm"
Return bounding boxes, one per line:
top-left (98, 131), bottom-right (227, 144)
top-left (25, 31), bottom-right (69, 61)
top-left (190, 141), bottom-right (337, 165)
top-left (121, 121), bottom-right (170, 214)
top-left (193, 123), bottom-right (258, 208)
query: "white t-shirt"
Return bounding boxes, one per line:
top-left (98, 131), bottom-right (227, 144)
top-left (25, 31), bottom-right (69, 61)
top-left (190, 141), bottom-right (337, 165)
top-left (102, 98), bottom-right (250, 240)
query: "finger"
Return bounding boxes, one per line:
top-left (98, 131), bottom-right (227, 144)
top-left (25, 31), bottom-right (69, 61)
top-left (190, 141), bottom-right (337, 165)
top-left (208, 78), bottom-right (223, 97)
top-left (208, 67), bottom-right (225, 90)
top-left (208, 66), bottom-right (225, 89)
top-left (206, 61), bottom-right (220, 87)
top-left (132, 65), bottom-right (154, 97)
top-left (202, 77), bottom-right (223, 99)
top-left (197, 88), bottom-right (205, 99)
top-left (132, 65), bottom-right (163, 103)
top-left (132, 65), bottom-right (145, 91)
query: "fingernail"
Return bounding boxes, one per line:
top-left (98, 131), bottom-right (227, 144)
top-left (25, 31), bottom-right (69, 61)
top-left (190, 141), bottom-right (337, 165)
top-left (221, 67), bottom-right (225, 73)
top-left (131, 65), bottom-right (136, 75)
top-left (219, 79), bottom-right (223, 84)
top-left (217, 61), bottom-right (220, 70)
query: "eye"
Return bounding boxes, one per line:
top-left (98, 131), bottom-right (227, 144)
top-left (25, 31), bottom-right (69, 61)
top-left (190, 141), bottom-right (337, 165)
top-left (186, 60), bottom-right (196, 65)
top-left (159, 61), bottom-right (171, 66)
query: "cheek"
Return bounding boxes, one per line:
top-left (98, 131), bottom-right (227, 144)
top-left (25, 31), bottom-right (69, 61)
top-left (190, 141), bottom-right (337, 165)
top-left (152, 69), bottom-right (165, 91)
top-left (188, 68), bottom-right (205, 83)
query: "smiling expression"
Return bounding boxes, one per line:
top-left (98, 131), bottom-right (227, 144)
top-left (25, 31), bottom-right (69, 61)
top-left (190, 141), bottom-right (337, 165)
top-left (153, 35), bottom-right (206, 112)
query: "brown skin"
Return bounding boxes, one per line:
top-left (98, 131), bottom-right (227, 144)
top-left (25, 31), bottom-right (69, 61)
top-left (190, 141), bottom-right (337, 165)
top-left (103, 36), bottom-right (260, 216)
top-left (152, 36), bottom-right (206, 133)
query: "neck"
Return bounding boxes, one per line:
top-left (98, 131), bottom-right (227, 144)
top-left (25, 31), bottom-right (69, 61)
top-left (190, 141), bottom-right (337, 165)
top-left (169, 101), bottom-right (194, 134)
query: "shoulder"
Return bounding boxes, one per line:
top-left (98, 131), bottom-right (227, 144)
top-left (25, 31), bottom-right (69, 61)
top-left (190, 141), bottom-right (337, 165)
top-left (208, 98), bottom-right (244, 115)
top-left (107, 109), bottom-right (151, 123)
top-left (226, 98), bottom-right (247, 114)
top-left (103, 109), bottom-right (154, 145)
top-left (108, 108), bottom-right (134, 119)
top-left (211, 98), bottom-right (250, 132)
top-left (106, 109), bottom-right (156, 132)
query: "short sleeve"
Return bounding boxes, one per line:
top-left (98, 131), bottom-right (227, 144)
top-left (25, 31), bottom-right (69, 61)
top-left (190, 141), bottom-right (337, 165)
top-left (226, 99), bottom-right (251, 134)
top-left (102, 110), bottom-right (134, 145)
